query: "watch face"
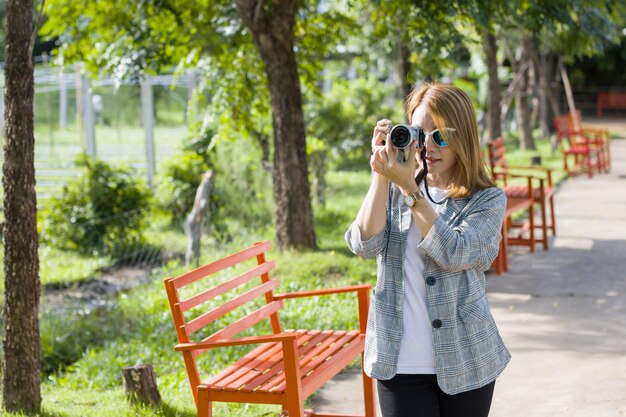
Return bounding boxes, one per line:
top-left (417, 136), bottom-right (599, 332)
top-left (404, 194), bottom-right (415, 207)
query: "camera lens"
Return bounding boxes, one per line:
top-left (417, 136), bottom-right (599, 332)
top-left (390, 125), bottom-right (412, 148)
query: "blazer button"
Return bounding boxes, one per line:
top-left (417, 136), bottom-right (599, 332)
top-left (432, 319), bottom-right (442, 329)
top-left (426, 276), bottom-right (436, 286)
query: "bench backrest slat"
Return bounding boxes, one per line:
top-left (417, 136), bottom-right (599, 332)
top-left (182, 279), bottom-right (280, 335)
top-left (487, 137), bottom-right (509, 179)
top-left (178, 261), bottom-right (275, 313)
top-left (190, 300), bottom-right (284, 358)
top-left (167, 241), bottom-right (271, 290)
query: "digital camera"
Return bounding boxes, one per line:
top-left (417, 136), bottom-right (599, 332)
top-left (390, 124), bottom-right (424, 162)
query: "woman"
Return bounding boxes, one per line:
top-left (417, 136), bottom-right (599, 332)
top-left (345, 83), bottom-right (510, 417)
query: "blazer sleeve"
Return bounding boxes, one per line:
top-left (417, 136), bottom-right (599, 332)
top-left (418, 187), bottom-right (506, 272)
top-left (344, 220), bottom-right (387, 258)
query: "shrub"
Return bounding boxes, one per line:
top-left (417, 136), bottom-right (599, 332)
top-left (39, 155), bottom-right (151, 259)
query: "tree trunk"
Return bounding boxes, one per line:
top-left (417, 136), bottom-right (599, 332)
top-left (235, 0), bottom-right (316, 250)
top-left (528, 46), bottom-right (540, 134)
top-left (559, 58), bottom-right (580, 130)
top-left (2, 0), bottom-right (41, 413)
top-left (515, 37), bottom-right (536, 151)
top-left (183, 170), bottom-right (215, 266)
top-left (398, 40), bottom-right (412, 118)
top-left (543, 54), bottom-right (561, 119)
top-left (483, 28), bottom-right (502, 141)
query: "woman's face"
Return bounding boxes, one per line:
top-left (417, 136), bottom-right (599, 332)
top-left (411, 104), bottom-right (457, 189)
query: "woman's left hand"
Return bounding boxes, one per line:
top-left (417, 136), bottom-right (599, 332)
top-left (370, 137), bottom-right (419, 192)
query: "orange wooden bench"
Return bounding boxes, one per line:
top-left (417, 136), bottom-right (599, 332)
top-left (487, 136), bottom-right (556, 252)
top-left (164, 241), bottom-right (375, 417)
top-left (597, 92), bottom-right (626, 116)
top-left (553, 111), bottom-right (610, 178)
top-left (491, 175), bottom-right (536, 275)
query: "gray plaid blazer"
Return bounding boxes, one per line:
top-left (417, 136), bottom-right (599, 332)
top-left (345, 183), bottom-right (511, 395)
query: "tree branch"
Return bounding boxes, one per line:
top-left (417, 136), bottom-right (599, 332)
top-left (28, 0), bottom-right (46, 64)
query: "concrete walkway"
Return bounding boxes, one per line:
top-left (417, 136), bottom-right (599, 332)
top-left (312, 137), bottom-right (626, 417)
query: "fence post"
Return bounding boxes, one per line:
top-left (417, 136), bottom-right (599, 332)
top-left (79, 71), bottom-right (96, 157)
top-left (141, 76), bottom-right (156, 189)
top-left (59, 74), bottom-right (68, 129)
top-left (186, 68), bottom-right (197, 125)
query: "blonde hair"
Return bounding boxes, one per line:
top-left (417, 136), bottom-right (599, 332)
top-left (405, 82), bottom-right (495, 198)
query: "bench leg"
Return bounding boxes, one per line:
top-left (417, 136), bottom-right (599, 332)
top-left (197, 388), bottom-right (212, 417)
top-left (528, 203), bottom-right (535, 253)
top-left (283, 340), bottom-right (305, 417)
top-left (549, 195), bottom-right (556, 237)
top-left (501, 220), bottom-right (510, 273)
top-left (538, 198), bottom-right (548, 251)
top-left (362, 354), bottom-right (376, 417)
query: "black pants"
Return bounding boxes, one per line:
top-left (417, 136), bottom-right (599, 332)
top-left (377, 374), bottom-right (495, 417)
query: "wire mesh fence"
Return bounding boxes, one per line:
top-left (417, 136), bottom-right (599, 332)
top-left (1, 63), bottom-right (199, 294)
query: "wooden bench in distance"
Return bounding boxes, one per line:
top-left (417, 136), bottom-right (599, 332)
top-left (164, 241), bottom-right (375, 417)
top-left (487, 136), bottom-right (556, 252)
top-left (597, 91), bottom-right (626, 116)
top-left (553, 112), bottom-right (610, 178)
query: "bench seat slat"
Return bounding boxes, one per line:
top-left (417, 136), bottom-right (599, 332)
top-left (184, 279), bottom-right (280, 335)
top-left (503, 184), bottom-right (554, 200)
top-left (237, 330), bottom-right (333, 392)
top-left (505, 196), bottom-right (533, 216)
top-left (211, 330), bottom-right (316, 390)
top-left (267, 331), bottom-right (357, 393)
top-left (204, 329), bottom-right (361, 396)
top-left (179, 261), bottom-right (275, 312)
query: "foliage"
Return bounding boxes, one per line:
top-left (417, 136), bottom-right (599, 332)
top-left (366, 0), bottom-right (465, 83)
top-left (206, 136), bottom-right (274, 239)
top-left (568, 35), bottom-right (626, 88)
top-left (40, 0), bottom-right (359, 148)
top-left (39, 155), bottom-right (151, 259)
top-left (538, 0), bottom-right (626, 58)
top-left (304, 73), bottom-right (401, 172)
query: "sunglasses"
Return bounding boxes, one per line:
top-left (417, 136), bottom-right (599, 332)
top-left (414, 126), bottom-right (456, 148)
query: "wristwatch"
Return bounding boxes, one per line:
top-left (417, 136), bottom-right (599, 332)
top-left (403, 190), bottom-right (424, 208)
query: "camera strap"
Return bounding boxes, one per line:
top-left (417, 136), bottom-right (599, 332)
top-left (416, 149), bottom-right (448, 205)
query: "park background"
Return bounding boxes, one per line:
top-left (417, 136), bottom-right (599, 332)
top-left (1, 1), bottom-right (626, 416)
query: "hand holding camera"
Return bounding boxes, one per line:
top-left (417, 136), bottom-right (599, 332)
top-left (370, 119), bottom-right (420, 192)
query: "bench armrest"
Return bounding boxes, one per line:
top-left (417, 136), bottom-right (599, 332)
top-left (497, 165), bottom-right (553, 186)
top-left (175, 333), bottom-right (298, 352)
top-left (275, 284), bottom-right (371, 334)
top-left (505, 165), bottom-right (553, 173)
top-left (273, 284), bottom-right (371, 300)
top-left (580, 126), bottom-right (609, 137)
top-left (566, 128), bottom-right (603, 142)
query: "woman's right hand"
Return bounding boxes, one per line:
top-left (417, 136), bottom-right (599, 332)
top-left (371, 119), bottom-right (391, 152)
top-left (370, 119), bottom-right (392, 173)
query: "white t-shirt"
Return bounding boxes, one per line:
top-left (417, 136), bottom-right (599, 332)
top-left (396, 184), bottom-right (448, 374)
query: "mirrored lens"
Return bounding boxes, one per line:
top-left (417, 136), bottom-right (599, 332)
top-left (432, 131), bottom-right (448, 147)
